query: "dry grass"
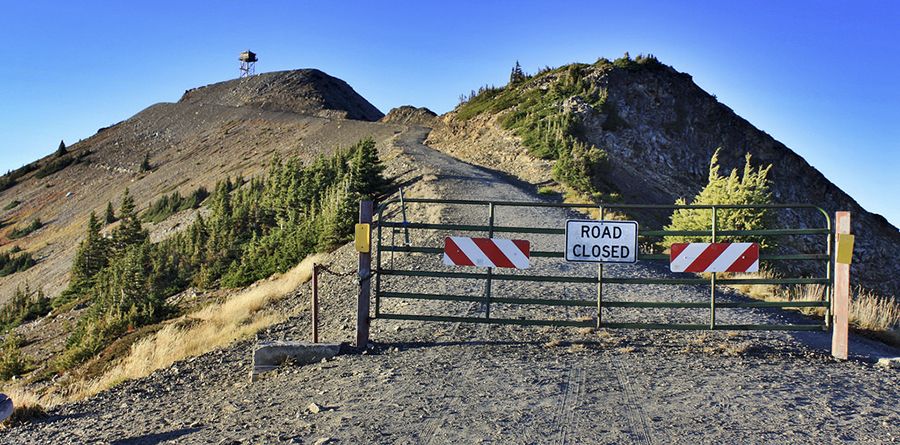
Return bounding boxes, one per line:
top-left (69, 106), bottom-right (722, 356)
top-left (0, 386), bottom-right (51, 428)
top-left (729, 269), bottom-right (900, 345)
top-left (561, 188), bottom-right (627, 221)
top-left (59, 253), bottom-right (326, 401)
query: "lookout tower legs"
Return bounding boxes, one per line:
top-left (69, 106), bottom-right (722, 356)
top-left (239, 50), bottom-right (258, 78)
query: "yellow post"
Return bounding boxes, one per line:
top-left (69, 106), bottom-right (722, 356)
top-left (832, 212), bottom-right (851, 360)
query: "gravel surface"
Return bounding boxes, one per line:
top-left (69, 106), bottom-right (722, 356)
top-left (3, 126), bottom-right (898, 444)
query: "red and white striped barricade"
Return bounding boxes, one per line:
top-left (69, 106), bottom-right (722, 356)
top-left (670, 242), bottom-right (759, 273)
top-left (443, 237), bottom-right (531, 269)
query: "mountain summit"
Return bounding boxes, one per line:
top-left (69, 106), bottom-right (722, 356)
top-left (180, 69), bottom-right (384, 121)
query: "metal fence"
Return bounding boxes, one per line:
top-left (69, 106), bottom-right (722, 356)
top-left (370, 198), bottom-right (832, 332)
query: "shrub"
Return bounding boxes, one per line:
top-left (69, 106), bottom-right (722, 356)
top-left (661, 149), bottom-right (774, 250)
top-left (8, 219), bottom-right (43, 239)
top-left (140, 153), bottom-right (152, 172)
top-left (0, 249), bottom-right (36, 277)
top-left (142, 187), bottom-right (209, 223)
top-left (0, 283), bottom-right (51, 331)
top-left (55, 140), bottom-right (67, 157)
top-left (0, 332), bottom-right (29, 380)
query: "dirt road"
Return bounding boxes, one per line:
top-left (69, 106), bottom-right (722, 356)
top-left (3, 126), bottom-right (898, 444)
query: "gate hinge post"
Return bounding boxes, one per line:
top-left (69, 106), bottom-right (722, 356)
top-left (357, 200), bottom-right (374, 348)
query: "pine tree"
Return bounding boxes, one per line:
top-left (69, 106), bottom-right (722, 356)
top-left (509, 61), bottom-right (526, 85)
top-left (112, 189), bottom-right (147, 254)
top-left (348, 138), bottom-right (387, 200)
top-left (140, 153), bottom-right (152, 172)
top-left (104, 201), bottom-right (116, 224)
top-left (70, 212), bottom-right (110, 290)
top-left (55, 140), bottom-right (67, 157)
top-left (662, 149), bottom-right (775, 249)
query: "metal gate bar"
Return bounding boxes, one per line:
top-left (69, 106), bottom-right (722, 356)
top-left (372, 198), bottom-right (832, 331)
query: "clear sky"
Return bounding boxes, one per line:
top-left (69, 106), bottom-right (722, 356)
top-left (1, 1), bottom-right (897, 226)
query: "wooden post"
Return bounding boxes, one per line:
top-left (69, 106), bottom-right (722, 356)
top-left (832, 211), bottom-right (850, 360)
top-left (311, 264), bottom-right (319, 344)
top-left (356, 201), bottom-right (373, 348)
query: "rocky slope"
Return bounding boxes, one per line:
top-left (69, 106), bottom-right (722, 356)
top-left (379, 105), bottom-right (438, 126)
top-left (428, 59), bottom-right (899, 298)
top-left (179, 69), bottom-right (384, 121)
top-left (0, 69), bottom-right (392, 307)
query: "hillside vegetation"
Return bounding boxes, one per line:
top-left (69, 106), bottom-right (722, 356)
top-left (455, 54), bottom-right (662, 199)
top-left (52, 138), bottom-right (386, 370)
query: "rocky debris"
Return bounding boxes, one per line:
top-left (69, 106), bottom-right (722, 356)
top-left (877, 357), bottom-right (900, 369)
top-left (251, 341), bottom-right (343, 380)
top-left (380, 106), bottom-right (438, 126)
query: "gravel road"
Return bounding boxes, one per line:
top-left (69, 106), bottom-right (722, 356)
top-left (3, 126), bottom-right (898, 444)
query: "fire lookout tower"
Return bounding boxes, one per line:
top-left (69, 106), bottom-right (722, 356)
top-left (239, 50), bottom-right (258, 78)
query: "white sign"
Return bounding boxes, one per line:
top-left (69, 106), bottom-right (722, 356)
top-left (565, 220), bottom-right (639, 263)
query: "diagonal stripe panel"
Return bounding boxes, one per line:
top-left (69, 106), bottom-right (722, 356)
top-left (727, 244), bottom-right (760, 272)
top-left (706, 243), bottom-right (752, 272)
top-left (686, 243), bottom-right (729, 272)
top-left (443, 237), bottom-right (475, 266)
top-left (493, 238), bottom-right (530, 269)
top-left (670, 243), bottom-right (711, 272)
top-left (451, 236), bottom-right (494, 268)
top-left (670, 242), bottom-right (760, 273)
top-left (472, 238), bottom-right (514, 268)
top-left (443, 237), bottom-right (531, 269)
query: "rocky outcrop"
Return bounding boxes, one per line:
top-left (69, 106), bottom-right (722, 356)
top-left (380, 106), bottom-right (438, 126)
top-left (434, 61), bottom-right (899, 298)
top-left (180, 69), bottom-right (384, 121)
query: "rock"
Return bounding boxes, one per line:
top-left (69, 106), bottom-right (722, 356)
top-left (251, 341), bottom-right (343, 379)
top-left (308, 403), bottom-right (322, 414)
top-left (313, 438), bottom-right (333, 445)
top-left (876, 357), bottom-right (900, 369)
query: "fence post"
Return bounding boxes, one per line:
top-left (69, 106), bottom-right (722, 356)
top-left (832, 211), bottom-right (850, 360)
top-left (311, 264), bottom-right (319, 344)
top-left (357, 201), bottom-right (374, 348)
top-left (710, 206), bottom-right (717, 329)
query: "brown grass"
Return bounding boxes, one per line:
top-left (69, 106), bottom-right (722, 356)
top-left (0, 386), bottom-right (51, 428)
top-left (729, 269), bottom-right (900, 346)
top-left (57, 253), bottom-right (325, 401)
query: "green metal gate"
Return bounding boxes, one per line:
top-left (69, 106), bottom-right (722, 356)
top-left (371, 198), bottom-right (832, 331)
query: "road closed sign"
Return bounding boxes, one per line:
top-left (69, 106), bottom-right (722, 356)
top-left (565, 220), bottom-right (639, 263)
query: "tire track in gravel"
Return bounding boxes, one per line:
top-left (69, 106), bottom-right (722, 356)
top-left (552, 362), bottom-right (586, 445)
top-left (612, 359), bottom-right (655, 445)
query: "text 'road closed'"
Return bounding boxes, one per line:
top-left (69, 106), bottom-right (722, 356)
top-left (565, 220), bottom-right (639, 263)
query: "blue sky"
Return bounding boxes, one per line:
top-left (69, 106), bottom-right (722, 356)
top-left (1, 1), bottom-right (897, 226)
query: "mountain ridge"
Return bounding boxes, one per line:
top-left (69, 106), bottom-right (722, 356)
top-left (428, 57), bottom-right (899, 298)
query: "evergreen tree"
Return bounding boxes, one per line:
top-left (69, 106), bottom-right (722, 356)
top-left (662, 149), bottom-right (775, 249)
top-left (104, 201), bottom-right (116, 224)
top-left (140, 153), bottom-right (152, 172)
top-left (348, 138), bottom-right (387, 200)
top-left (70, 212), bottom-right (110, 291)
top-left (509, 61), bottom-right (526, 85)
top-left (111, 189), bottom-right (147, 254)
top-left (55, 140), bottom-right (67, 157)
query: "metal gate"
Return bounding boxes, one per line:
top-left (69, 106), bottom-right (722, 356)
top-left (368, 198), bottom-right (833, 332)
